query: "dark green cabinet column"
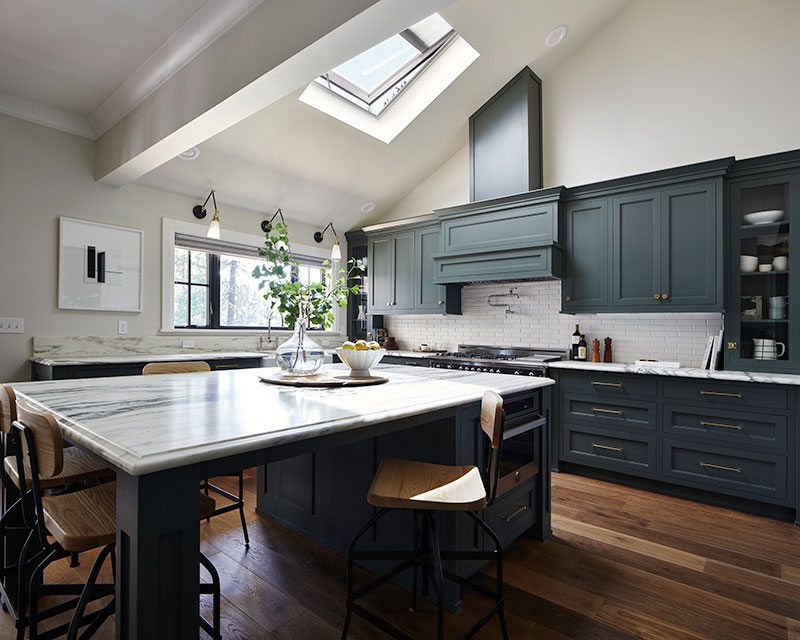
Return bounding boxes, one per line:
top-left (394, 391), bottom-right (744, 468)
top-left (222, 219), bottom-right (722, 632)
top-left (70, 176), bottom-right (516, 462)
top-left (562, 198), bottom-right (609, 311)
top-left (393, 231), bottom-right (415, 311)
top-left (611, 191), bottom-right (661, 307)
top-left (368, 235), bottom-right (393, 313)
top-left (416, 225), bottom-right (446, 310)
top-left (660, 182), bottom-right (719, 307)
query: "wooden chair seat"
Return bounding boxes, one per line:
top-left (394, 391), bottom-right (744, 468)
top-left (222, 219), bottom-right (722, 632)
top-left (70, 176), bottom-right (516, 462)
top-left (367, 458), bottom-right (487, 511)
top-left (4, 446), bottom-right (114, 489)
top-left (42, 482), bottom-right (218, 552)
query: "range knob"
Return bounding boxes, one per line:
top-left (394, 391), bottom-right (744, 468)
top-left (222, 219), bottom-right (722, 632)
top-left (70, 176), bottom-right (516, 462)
top-left (514, 370), bottom-right (520, 375)
top-left (458, 366), bottom-right (464, 370)
top-left (529, 372), bottom-right (536, 376)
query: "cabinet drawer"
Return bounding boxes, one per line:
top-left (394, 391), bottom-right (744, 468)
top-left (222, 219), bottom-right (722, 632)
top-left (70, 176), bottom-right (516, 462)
top-left (484, 483), bottom-right (536, 546)
top-left (561, 372), bottom-right (657, 399)
top-left (562, 394), bottom-right (656, 431)
top-left (663, 439), bottom-right (787, 503)
top-left (663, 404), bottom-right (788, 451)
top-left (562, 424), bottom-right (656, 476)
top-left (662, 379), bottom-right (787, 411)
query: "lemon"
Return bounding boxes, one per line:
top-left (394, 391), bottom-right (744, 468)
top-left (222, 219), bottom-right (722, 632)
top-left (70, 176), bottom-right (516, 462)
top-left (354, 340), bottom-right (369, 351)
top-left (341, 341), bottom-right (356, 350)
top-left (367, 341), bottom-right (381, 350)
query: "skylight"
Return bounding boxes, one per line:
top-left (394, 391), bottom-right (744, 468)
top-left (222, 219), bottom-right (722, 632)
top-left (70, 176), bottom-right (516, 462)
top-left (317, 13), bottom-right (455, 116)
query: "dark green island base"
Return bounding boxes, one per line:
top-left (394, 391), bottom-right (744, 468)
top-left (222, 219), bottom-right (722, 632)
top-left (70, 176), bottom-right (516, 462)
top-left (256, 386), bottom-right (552, 611)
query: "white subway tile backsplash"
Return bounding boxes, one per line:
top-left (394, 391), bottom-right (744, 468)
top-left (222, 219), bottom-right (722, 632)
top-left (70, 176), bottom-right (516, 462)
top-left (383, 281), bottom-right (723, 367)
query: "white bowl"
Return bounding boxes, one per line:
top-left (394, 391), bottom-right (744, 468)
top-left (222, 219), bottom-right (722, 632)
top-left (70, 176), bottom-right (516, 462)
top-left (740, 255), bottom-right (758, 273)
top-left (772, 256), bottom-right (788, 271)
top-left (743, 209), bottom-right (784, 225)
top-left (336, 348), bottom-right (385, 378)
top-left (758, 263), bottom-right (773, 272)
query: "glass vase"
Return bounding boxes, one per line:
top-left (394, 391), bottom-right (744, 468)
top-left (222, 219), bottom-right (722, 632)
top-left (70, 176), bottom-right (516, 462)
top-left (276, 317), bottom-right (325, 375)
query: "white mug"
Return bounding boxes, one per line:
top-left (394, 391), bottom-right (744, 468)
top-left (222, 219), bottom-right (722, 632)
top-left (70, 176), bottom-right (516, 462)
top-left (752, 338), bottom-right (786, 360)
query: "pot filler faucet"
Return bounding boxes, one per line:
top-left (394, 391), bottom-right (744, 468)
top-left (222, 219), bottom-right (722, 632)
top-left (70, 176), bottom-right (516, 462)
top-left (487, 288), bottom-right (519, 316)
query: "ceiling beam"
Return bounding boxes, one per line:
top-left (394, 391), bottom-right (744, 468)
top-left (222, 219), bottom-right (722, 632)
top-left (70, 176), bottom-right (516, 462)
top-left (96, 0), bottom-right (455, 186)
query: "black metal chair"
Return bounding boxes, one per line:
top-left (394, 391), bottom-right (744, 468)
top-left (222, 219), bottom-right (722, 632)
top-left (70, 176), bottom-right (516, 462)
top-left (341, 390), bottom-right (510, 640)
top-left (11, 397), bottom-right (223, 640)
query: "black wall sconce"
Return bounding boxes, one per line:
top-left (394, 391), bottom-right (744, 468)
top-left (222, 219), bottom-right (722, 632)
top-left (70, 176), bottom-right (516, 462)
top-left (193, 189), bottom-right (221, 239)
top-left (261, 208), bottom-right (286, 233)
top-left (315, 221), bottom-right (341, 260)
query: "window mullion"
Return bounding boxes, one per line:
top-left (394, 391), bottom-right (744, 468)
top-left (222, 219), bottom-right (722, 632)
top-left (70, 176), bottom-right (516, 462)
top-left (209, 254), bottom-right (221, 329)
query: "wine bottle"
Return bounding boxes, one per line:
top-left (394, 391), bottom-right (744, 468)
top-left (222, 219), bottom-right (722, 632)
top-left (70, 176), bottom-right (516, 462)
top-left (578, 335), bottom-right (588, 361)
top-left (571, 324), bottom-right (581, 360)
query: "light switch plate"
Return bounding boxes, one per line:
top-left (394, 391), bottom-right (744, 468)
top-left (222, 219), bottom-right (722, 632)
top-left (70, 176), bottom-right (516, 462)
top-left (0, 318), bottom-right (23, 334)
top-left (118, 320), bottom-right (128, 335)
top-left (182, 340), bottom-right (196, 348)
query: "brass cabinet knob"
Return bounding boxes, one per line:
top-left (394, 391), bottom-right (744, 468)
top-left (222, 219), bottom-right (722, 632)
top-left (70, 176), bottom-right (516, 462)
top-left (727, 341), bottom-right (738, 350)
top-left (386, 302), bottom-right (390, 306)
top-left (653, 294), bottom-right (660, 300)
top-left (438, 300), bottom-right (443, 305)
top-left (565, 296), bottom-right (571, 302)
top-left (661, 293), bottom-right (668, 300)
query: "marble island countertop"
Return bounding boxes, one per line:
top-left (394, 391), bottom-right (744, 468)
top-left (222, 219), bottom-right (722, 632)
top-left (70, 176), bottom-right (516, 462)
top-left (548, 360), bottom-right (800, 385)
top-left (12, 364), bottom-right (554, 476)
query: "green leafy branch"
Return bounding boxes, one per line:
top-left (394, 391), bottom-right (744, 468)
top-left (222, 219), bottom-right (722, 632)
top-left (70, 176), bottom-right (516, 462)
top-left (251, 221), bottom-right (365, 330)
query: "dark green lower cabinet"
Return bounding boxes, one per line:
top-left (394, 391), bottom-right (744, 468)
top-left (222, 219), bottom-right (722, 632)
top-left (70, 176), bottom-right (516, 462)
top-left (552, 369), bottom-right (798, 522)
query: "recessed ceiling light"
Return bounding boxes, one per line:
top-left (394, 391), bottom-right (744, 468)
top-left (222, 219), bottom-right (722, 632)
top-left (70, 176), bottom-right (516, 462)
top-left (545, 25), bottom-right (568, 48)
top-left (361, 202), bottom-right (376, 213)
top-left (179, 146), bottom-right (201, 161)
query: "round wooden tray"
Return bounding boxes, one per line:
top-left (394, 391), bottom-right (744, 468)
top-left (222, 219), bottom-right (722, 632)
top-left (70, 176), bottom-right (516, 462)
top-left (259, 373), bottom-right (389, 388)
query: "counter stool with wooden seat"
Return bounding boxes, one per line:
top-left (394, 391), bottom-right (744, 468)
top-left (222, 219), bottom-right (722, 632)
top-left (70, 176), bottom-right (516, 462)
top-left (0, 385), bottom-right (114, 637)
top-left (143, 360), bottom-right (250, 546)
top-left (341, 390), bottom-right (510, 640)
top-left (12, 398), bottom-right (222, 640)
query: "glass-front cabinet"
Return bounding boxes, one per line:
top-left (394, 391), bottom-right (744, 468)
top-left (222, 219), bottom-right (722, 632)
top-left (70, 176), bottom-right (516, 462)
top-left (726, 158), bottom-right (800, 372)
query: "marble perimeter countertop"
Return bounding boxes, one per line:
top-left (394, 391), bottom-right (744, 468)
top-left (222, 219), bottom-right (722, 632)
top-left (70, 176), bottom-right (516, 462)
top-left (11, 364), bottom-right (554, 476)
top-left (548, 360), bottom-right (800, 385)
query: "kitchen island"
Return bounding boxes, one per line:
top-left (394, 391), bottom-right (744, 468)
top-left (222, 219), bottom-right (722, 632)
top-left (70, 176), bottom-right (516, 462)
top-left (7, 364), bottom-right (553, 638)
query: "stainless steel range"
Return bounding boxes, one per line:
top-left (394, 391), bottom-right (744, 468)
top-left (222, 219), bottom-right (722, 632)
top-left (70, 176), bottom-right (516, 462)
top-left (429, 344), bottom-right (566, 376)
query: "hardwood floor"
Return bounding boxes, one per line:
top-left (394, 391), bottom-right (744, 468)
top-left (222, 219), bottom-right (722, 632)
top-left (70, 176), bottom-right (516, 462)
top-left (2, 469), bottom-right (799, 639)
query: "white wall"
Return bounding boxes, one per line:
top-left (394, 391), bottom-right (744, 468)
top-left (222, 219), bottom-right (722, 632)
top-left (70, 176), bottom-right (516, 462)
top-left (0, 113), bottom-right (332, 382)
top-left (542, 0), bottom-right (800, 186)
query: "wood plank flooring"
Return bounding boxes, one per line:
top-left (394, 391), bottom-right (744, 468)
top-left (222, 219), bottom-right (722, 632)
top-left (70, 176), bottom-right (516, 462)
top-left (2, 469), bottom-right (799, 639)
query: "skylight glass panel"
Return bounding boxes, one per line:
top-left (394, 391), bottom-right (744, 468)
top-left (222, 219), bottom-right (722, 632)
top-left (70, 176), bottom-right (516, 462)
top-left (332, 34), bottom-right (418, 95)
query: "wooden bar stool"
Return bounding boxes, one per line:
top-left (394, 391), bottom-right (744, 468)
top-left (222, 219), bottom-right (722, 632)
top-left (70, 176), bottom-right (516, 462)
top-left (341, 390), bottom-right (510, 640)
top-left (0, 385), bottom-right (114, 638)
top-left (12, 398), bottom-right (223, 640)
top-left (143, 361), bottom-right (250, 546)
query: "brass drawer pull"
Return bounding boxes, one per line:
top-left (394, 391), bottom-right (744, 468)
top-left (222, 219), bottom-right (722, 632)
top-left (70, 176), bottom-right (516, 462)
top-left (592, 407), bottom-right (623, 415)
top-left (592, 443), bottom-right (623, 453)
top-left (214, 364), bottom-right (240, 369)
top-left (700, 420), bottom-right (742, 430)
top-left (699, 461), bottom-right (741, 473)
top-left (501, 505), bottom-right (527, 522)
top-left (591, 381), bottom-right (623, 388)
top-left (699, 391), bottom-right (742, 398)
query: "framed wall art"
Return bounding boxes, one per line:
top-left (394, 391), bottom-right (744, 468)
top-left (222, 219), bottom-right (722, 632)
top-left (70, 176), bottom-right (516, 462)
top-left (58, 217), bottom-right (143, 312)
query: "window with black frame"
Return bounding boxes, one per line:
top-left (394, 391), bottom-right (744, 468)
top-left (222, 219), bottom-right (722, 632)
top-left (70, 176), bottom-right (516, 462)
top-left (173, 235), bottom-right (330, 330)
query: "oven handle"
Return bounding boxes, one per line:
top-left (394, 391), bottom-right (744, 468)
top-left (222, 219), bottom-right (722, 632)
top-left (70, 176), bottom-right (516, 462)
top-left (503, 414), bottom-right (546, 440)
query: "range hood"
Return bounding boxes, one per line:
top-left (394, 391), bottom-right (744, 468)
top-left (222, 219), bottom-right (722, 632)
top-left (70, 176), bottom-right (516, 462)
top-left (432, 187), bottom-right (563, 284)
top-left (432, 67), bottom-right (560, 285)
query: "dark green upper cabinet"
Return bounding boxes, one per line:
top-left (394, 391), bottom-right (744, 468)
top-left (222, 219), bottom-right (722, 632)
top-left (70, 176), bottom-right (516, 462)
top-left (725, 150), bottom-right (800, 373)
top-left (660, 182), bottom-right (719, 307)
top-left (366, 223), bottom-right (461, 316)
top-left (469, 68), bottom-right (542, 202)
top-left (563, 198), bottom-right (609, 311)
top-left (561, 158), bottom-right (732, 314)
top-left (611, 191), bottom-right (661, 307)
top-left (415, 225), bottom-right (446, 310)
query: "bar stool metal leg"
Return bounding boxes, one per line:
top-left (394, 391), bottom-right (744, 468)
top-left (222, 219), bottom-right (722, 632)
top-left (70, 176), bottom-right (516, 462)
top-left (424, 512), bottom-right (445, 640)
top-left (410, 510), bottom-right (418, 613)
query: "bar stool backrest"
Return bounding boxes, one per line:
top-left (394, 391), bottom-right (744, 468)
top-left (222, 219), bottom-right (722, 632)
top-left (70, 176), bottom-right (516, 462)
top-left (481, 390), bottom-right (505, 506)
top-left (142, 361), bottom-right (211, 375)
top-left (0, 384), bottom-right (17, 434)
top-left (14, 399), bottom-right (64, 480)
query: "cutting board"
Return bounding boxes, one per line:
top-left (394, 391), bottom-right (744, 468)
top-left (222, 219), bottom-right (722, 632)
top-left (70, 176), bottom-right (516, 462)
top-left (260, 373), bottom-right (389, 388)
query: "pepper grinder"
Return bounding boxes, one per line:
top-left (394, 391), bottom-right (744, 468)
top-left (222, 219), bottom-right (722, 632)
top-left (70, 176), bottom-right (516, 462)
top-left (603, 337), bottom-right (613, 363)
top-left (592, 339), bottom-right (601, 362)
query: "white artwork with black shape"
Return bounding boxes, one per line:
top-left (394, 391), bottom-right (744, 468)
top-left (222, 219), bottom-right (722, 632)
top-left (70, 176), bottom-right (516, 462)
top-left (58, 217), bottom-right (142, 312)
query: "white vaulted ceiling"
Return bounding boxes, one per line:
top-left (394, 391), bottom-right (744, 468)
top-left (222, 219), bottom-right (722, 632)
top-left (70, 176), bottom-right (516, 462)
top-left (0, 0), bottom-right (631, 229)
